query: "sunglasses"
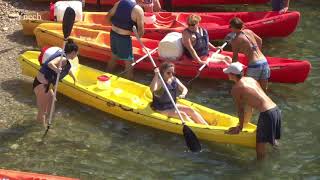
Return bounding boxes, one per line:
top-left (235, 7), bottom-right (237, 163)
top-left (188, 23), bottom-right (197, 27)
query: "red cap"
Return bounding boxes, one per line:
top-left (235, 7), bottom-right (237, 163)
top-left (97, 75), bottom-right (110, 81)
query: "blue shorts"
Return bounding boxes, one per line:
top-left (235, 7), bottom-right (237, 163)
top-left (110, 30), bottom-right (134, 61)
top-left (247, 59), bottom-right (270, 80)
top-left (257, 106), bottom-right (281, 145)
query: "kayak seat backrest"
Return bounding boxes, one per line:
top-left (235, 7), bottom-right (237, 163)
top-left (83, 13), bottom-right (106, 26)
top-left (72, 27), bottom-right (100, 42)
top-left (96, 32), bottom-right (111, 46)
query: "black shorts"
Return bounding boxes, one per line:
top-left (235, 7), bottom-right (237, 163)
top-left (257, 106), bottom-right (281, 145)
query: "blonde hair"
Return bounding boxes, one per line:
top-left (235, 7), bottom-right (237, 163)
top-left (187, 14), bottom-right (201, 26)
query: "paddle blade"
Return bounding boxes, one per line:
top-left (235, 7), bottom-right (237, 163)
top-left (62, 7), bottom-right (76, 39)
top-left (183, 125), bottom-right (201, 152)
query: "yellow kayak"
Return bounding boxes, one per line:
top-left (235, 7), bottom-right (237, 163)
top-left (18, 51), bottom-right (256, 148)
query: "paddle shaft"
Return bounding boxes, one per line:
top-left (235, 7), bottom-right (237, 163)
top-left (46, 41), bottom-right (66, 127)
top-left (132, 26), bottom-right (186, 124)
top-left (198, 41), bottom-right (228, 71)
top-left (115, 47), bottom-right (158, 77)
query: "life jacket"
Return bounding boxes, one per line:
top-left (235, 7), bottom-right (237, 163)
top-left (183, 27), bottom-right (209, 59)
top-left (151, 78), bottom-right (178, 110)
top-left (111, 0), bottom-right (137, 31)
top-left (39, 46), bottom-right (63, 65)
top-left (39, 51), bottom-right (70, 85)
top-left (271, 0), bottom-right (283, 11)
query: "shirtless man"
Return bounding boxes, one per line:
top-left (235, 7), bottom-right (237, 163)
top-left (229, 17), bottom-right (270, 92)
top-left (106, 0), bottom-right (144, 80)
top-left (224, 62), bottom-right (281, 160)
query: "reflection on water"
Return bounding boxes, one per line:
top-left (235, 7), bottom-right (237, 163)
top-left (0, 1), bottom-right (320, 179)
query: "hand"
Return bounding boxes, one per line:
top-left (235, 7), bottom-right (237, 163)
top-left (279, 7), bottom-right (288, 14)
top-left (199, 60), bottom-right (208, 65)
top-left (178, 94), bottom-right (186, 99)
top-left (73, 78), bottom-right (77, 85)
top-left (154, 67), bottom-right (159, 73)
top-left (55, 67), bottom-right (62, 74)
top-left (225, 126), bottom-right (242, 134)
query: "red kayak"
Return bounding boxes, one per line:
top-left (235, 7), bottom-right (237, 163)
top-left (84, 0), bottom-right (269, 6)
top-left (0, 169), bottom-right (79, 180)
top-left (22, 11), bottom-right (300, 41)
top-left (34, 24), bottom-right (311, 84)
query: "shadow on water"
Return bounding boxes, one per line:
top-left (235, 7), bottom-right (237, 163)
top-left (1, 79), bottom-right (35, 106)
top-left (6, 30), bottom-right (39, 50)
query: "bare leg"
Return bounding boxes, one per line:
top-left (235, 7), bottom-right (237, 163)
top-left (256, 142), bottom-right (267, 160)
top-left (125, 61), bottom-right (134, 80)
top-left (177, 104), bottom-right (208, 125)
top-left (259, 79), bottom-right (268, 93)
top-left (107, 53), bottom-right (118, 72)
top-left (34, 85), bottom-right (50, 127)
top-left (158, 109), bottom-right (195, 123)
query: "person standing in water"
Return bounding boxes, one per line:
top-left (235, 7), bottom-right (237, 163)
top-left (150, 62), bottom-right (209, 125)
top-left (33, 39), bottom-right (78, 127)
top-left (224, 62), bottom-right (281, 160)
top-left (228, 17), bottom-right (270, 92)
top-left (106, 0), bottom-right (144, 80)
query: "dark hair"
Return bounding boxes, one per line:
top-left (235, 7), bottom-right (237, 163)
top-left (64, 39), bottom-right (78, 54)
top-left (229, 17), bottom-right (244, 30)
top-left (160, 62), bottom-right (175, 76)
top-left (236, 73), bottom-right (243, 79)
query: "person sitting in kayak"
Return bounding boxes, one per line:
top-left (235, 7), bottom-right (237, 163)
top-left (182, 14), bottom-right (232, 65)
top-left (106, 0), bottom-right (144, 80)
top-left (136, 0), bottom-right (162, 12)
top-left (33, 39), bottom-right (78, 127)
top-left (150, 62), bottom-right (209, 125)
top-left (228, 17), bottom-right (270, 92)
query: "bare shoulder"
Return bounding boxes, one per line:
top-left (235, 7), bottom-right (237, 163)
top-left (134, 4), bottom-right (144, 15)
top-left (231, 83), bottom-right (243, 95)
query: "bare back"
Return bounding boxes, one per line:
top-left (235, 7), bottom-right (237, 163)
top-left (231, 29), bottom-right (265, 64)
top-left (232, 77), bottom-right (276, 112)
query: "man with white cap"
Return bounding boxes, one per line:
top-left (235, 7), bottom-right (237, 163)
top-left (224, 62), bottom-right (282, 160)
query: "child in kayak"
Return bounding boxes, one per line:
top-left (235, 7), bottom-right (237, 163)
top-left (150, 62), bottom-right (209, 125)
top-left (33, 39), bottom-right (78, 127)
top-left (182, 14), bottom-right (232, 65)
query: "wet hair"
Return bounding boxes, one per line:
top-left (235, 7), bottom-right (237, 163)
top-left (187, 14), bottom-right (201, 26)
top-left (229, 17), bottom-right (244, 30)
top-left (64, 39), bottom-right (78, 54)
top-left (159, 62), bottom-right (175, 76)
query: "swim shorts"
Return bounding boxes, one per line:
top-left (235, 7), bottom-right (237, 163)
top-left (256, 106), bottom-right (281, 145)
top-left (110, 30), bottom-right (134, 61)
top-left (247, 59), bottom-right (270, 80)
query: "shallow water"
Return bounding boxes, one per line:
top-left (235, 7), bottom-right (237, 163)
top-left (0, 1), bottom-right (319, 179)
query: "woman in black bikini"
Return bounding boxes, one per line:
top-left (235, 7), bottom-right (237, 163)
top-left (150, 62), bottom-right (209, 125)
top-left (33, 39), bottom-right (78, 127)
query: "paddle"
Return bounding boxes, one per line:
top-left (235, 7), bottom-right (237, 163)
top-left (132, 26), bottom-right (201, 152)
top-left (43, 7), bottom-right (76, 138)
top-left (187, 32), bottom-right (237, 85)
top-left (115, 47), bottom-right (159, 77)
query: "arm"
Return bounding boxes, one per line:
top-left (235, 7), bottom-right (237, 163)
top-left (176, 78), bottom-right (188, 98)
top-left (182, 31), bottom-right (204, 64)
top-left (135, 6), bottom-right (145, 37)
top-left (153, 0), bottom-right (162, 12)
top-left (208, 42), bottom-right (218, 51)
top-left (231, 41), bottom-right (239, 63)
top-left (226, 87), bottom-right (245, 134)
top-left (48, 57), bottom-right (63, 73)
top-left (150, 68), bottom-right (161, 92)
top-left (68, 70), bottom-right (77, 84)
top-left (106, 2), bottom-right (119, 25)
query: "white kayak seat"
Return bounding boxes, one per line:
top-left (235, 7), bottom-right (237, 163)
top-left (158, 32), bottom-right (183, 61)
top-left (54, 1), bottom-right (83, 22)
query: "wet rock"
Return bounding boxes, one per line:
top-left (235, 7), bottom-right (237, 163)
top-left (8, 13), bottom-right (19, 18)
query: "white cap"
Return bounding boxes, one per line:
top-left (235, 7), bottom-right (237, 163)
top-left (223, 62), bottom-right (244, 75)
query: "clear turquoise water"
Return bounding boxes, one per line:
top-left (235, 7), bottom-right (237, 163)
top-left (0, 1), bottom-right (319, 179)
